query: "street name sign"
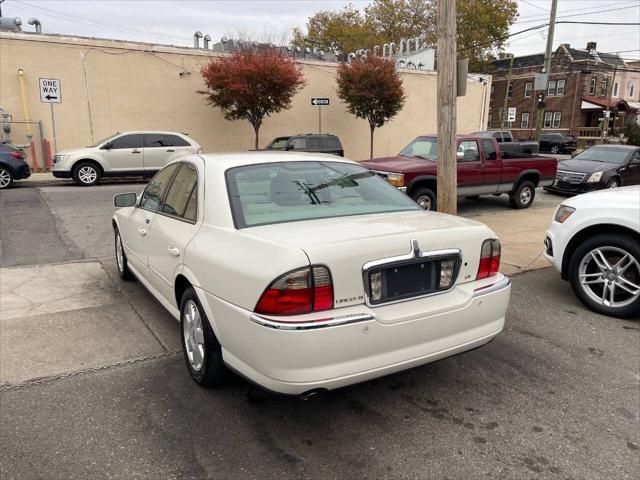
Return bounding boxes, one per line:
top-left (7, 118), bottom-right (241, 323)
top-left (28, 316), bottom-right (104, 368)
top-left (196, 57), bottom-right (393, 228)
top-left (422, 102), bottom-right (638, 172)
top-left (39, 78), bottom-right (62, 103)
top-left (311, 98), bottom-right (330, 106)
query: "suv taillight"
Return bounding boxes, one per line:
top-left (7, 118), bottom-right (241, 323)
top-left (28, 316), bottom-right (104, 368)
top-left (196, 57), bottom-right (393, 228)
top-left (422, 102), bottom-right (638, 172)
top-left (255, 265), bottom-right (333, 316)
top-left (476, 239), bottom-right (501, 279)
top-left (9, 151), bottom-right (25, 159)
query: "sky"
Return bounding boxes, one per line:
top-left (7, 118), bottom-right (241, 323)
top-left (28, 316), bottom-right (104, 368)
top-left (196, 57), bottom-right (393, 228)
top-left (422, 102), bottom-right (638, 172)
top-left (2, 0), bottom-right (639, 61)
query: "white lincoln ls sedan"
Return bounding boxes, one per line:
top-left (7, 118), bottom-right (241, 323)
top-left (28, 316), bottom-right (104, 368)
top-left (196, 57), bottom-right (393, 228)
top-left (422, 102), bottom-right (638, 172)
top-left (112, 152), bottom-right (511, 396)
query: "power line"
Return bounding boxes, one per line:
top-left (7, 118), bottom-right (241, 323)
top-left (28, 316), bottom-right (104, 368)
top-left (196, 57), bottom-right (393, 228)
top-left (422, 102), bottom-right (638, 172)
top-left (519, 0), bottom-right (548, 13)
top-left (516, 0), bottom-right (638, 20)
top-left (515, 4), bottom-right (640, 25)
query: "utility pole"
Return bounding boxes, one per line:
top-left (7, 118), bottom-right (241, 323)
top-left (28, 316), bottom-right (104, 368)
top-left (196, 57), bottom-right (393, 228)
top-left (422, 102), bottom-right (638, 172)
top-left (501, 54), bottom-right (514, 129)
top-left (601, 65), bottom-right (617, 142)
top-left (436, 0), bottom-right (457, 215)
top-left (534, 0), bottom-right (558, 141)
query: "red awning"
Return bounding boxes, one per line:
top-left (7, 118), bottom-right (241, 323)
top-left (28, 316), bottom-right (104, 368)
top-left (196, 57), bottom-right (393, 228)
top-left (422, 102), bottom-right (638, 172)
top-left (581, 96), bottom-right (636, 111)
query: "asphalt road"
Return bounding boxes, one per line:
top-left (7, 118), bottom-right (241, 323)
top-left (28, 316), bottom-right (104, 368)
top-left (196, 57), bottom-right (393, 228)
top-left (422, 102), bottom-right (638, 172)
top-left (1, 182), bottom-right (638, 480)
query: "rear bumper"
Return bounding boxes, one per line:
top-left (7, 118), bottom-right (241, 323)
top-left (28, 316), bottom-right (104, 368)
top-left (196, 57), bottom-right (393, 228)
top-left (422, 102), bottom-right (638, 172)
top-left (198, 275), bottom-right (510, 395)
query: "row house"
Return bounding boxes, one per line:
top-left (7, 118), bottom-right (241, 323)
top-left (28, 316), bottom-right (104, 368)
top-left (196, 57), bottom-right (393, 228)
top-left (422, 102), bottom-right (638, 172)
top-left (488, 42), bottom-right (635, 144)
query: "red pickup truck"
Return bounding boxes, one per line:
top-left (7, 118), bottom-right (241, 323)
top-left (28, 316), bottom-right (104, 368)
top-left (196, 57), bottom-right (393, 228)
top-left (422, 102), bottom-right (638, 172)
top-left (361, 135), bottom-right (558, 210)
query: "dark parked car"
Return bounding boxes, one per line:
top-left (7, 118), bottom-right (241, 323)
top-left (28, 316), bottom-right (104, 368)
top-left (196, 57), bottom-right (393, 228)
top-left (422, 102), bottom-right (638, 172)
top-left (545, 145), bottom-right (640, 194)
top-left (539, 133), bottom-right (577, 154)
top-left (265, 134), bottom-right (344, 156)
top-left (0, 143), bottom-right (31, 189)
top-left (472, 130), bottom-right (539, 155)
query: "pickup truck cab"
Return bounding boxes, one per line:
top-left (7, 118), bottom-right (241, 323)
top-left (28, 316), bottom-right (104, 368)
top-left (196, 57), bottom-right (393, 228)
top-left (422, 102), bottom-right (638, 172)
top-left (473, 130), bottom-right (539, 155)
top-left (361, 135), bottom-right (558, 211)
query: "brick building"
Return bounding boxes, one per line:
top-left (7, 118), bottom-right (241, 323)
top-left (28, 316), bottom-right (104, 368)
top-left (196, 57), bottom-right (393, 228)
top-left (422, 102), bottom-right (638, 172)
top-left (488, 42), bottom-right (635, 144)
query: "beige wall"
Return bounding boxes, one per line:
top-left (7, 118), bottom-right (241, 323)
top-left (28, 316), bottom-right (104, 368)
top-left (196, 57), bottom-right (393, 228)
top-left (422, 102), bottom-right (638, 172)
top-left (0, 32), bottom-right (490, 166)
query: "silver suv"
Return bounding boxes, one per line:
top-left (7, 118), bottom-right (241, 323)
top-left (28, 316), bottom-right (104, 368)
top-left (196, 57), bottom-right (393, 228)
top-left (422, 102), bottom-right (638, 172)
top-left (52, 131), bottom-right (202, 186)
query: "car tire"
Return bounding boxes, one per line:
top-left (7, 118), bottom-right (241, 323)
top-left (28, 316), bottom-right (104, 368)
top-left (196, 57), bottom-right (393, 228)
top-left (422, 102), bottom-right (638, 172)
top-left (550, 145), bottom-right (560, 154)
top-left (180, 287), bottom-right (227, 387)
top-left (114, 228), bottom-right (134, 281)
top-left (0, 166), bottom-right (13, 189)
top-left (72, 161), bottom-right (101, 186)
top-left (465, 195), bottom-right (480, 200)
top-left (568, 234), bottom-right (640, 318)
top-left (509, 180), bottom-right (536, 209)
top-left (411, 187), bottom-right (437, 211)
top-left (606, 178), bottom-right (619, 189)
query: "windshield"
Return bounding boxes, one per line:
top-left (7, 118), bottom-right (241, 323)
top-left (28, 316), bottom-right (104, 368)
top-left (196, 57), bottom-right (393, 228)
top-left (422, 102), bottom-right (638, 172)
top-left (399, 136), bottom-right (438, 159)
top-left (87, 134), bottom-right (117, 148)
top-left (226, 161), bottom-right (420, 228)
top-left (573, 147), bottom-right (629, 164)
top-left (266, 137), bottom-right (290, 150)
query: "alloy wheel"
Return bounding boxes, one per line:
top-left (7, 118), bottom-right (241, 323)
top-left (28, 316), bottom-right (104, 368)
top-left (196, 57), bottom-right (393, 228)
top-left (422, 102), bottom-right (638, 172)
top-left (78, 166), bottom-right (97, 184)
top-left (520, 186), bottom-right (533, 205)
top-left (416, 195), bottom-right (432, 211)
top-left (578, 246), bottom-right (640, 309)
top-left (551, 146), bottom-right (559, 154)
top-left (0, 169), bottom-right (11, 188)
top-left (116, 233), bottom-right (124, 273)
top-left (608, 180), bottom-right (618, 189)
top-left (183, 300), bottom-right (205, 371)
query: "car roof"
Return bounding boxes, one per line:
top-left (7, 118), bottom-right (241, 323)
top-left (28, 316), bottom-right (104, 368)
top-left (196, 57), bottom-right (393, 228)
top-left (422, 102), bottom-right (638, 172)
top-left (117, 131), bottom-right (190, 136)
top-left (199, 151), bottom-right (353, 169)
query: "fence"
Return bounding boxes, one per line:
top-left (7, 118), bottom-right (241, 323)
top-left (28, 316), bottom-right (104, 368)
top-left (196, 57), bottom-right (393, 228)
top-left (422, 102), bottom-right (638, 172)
top-left (2, 121), bottom-right (50, 172)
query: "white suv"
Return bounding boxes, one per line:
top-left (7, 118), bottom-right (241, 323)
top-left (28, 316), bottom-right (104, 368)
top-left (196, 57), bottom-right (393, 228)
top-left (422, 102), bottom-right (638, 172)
top-left (52, 131), bottom-right (202, 186)
top-left (544, 186), bottom-right (640, 318)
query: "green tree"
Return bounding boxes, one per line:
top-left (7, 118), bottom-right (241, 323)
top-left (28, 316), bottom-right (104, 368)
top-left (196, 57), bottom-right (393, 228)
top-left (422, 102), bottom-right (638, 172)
top-left (293, 0), bottom-right (518, 67)
top-left (336, 56), bottom-right (406, 158)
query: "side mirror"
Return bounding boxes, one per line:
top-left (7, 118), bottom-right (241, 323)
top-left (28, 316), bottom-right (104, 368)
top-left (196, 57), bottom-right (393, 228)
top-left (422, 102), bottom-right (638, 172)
top-left (113, 192), bottom-right (137, 208)
top-left (102, 142), bottom-right (114, 150)
top-left (456, 151), bottom-right (464, 159)
top-left (285, 144), bottom-right (294, 151)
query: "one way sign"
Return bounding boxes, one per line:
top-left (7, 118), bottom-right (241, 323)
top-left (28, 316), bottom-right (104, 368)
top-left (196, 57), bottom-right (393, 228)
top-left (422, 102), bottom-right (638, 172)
top-left (311, 98), bottom-right (330, 106)
top-left (39, 78), bottom-right (62, 103)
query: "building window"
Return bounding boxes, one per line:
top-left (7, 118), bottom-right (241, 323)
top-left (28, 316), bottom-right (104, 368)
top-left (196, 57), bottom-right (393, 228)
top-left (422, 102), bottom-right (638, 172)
top-left (552, 112), bottom-right (561, 128)
top-left (547, 80), bottom-right (557, 96)
top-left (544, 112), bottom-right (553, 128)
top-left (507, 83), bottom-right (513, 99)
top-left (630, 82), bottom-right (636, 98)
top-left (612, 82), bottom-right (619, 97)
top-left (556, 79), bottom-right (565, 96)
top-left (524, 82), bottom-right (533, 98)
top-left (488, 106), bottom-right (492, 128)
top-left (600, 80), bottom-right (607, 96)
top-left (589, 78), bottom-right (596, 95)
top-left (521, 112), bottom-right (530, 128)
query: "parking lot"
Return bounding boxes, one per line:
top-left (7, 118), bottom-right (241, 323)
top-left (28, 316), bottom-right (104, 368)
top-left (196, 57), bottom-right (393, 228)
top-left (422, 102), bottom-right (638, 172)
top-left (1, 179), bottom-right (637, 479)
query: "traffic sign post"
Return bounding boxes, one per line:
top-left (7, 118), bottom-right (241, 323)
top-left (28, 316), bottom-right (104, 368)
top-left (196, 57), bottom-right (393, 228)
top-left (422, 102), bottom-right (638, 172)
top-left (507, 107), bottom-right (516, 123)
top-left (39, 78), bottom-right (62, 153)
top-left (311, 98), bottom-right (330, 134)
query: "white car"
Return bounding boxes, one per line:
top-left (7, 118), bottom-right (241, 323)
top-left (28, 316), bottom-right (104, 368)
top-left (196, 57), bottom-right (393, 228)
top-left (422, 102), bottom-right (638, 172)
top-left (52, 131), bottom-right (202, 186)
top-left (544, 186), bottom-right (640, 318)
top-left (112, 152), bottom-right (511, 396)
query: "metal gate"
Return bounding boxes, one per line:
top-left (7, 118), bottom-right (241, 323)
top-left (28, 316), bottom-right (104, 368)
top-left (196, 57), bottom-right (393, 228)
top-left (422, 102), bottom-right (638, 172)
top-left (1, 120), bottom-right (49, 172)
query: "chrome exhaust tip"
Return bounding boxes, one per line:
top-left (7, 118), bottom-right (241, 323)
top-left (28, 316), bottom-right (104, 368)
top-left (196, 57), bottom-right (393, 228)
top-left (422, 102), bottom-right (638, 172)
top-left (299, 389), bottom-right (327, 401)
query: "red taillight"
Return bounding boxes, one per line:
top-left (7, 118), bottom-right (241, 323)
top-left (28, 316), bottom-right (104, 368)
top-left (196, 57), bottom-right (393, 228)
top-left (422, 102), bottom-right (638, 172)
top-left (9, 151), bottom-right (25, 159)
top-left (255, 265), bottom-right (334, 316)
top-left (476, 239), bottom-right (501, 279)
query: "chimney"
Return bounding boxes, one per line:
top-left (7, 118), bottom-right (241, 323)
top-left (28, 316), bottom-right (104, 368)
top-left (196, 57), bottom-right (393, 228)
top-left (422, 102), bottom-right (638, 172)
top-left (586, 41), bottom-right (597, 53)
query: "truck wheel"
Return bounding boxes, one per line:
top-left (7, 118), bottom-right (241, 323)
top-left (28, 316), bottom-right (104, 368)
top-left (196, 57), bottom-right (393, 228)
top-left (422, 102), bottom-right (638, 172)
top-left (509, 181), bottom-right (536, 209)
top-left (568, 234), bottom-right (640, 318)
top-left (411, 187), bottom-right (437, 211)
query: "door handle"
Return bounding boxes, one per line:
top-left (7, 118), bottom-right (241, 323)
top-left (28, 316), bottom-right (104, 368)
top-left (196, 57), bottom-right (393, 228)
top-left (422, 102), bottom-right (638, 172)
top-left (166, 149), bottom-right (175, 152)
top-left (167, 246), bottom-right (180, 257)
top-left (132, 149), bottom-right (141, 154)
top-left (137, 227), bottom-right (147, 236)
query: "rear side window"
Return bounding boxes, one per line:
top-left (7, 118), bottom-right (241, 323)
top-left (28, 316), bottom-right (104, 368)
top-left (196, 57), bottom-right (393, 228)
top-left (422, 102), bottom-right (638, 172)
top-left (110, 134), bottom-right (141, 149)
top-left (289, 138), bottom-right (307, 150)
top-left (143, 134), bottom-right (171, 148)
top-left (307, 137), bottom-right (324, 149)
top-left (482, 140), bottom-right (497, 160)
top-left (161, 163), bottom-right (198, 221)
top-left (168, 135), bottom-right (191, 147)
top-left (457, 140), bottom-right (479, 162)
top-left (324, 136), bottom-right (341, 149)
top-left (140, 163), bottom-right (179, 211)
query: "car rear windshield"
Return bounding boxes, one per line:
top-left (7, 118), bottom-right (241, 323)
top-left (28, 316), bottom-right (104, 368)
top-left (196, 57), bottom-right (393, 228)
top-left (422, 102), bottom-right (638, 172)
top-left (226, 161), bottom-right (420, 228)
top-left (574, 147), bottom-right (629, 164)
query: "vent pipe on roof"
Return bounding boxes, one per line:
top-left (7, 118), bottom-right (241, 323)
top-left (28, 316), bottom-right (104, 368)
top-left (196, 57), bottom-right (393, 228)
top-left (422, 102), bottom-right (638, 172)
top-left (389, 42), bottom-right (396, 56)
top-left (586, 41), bottom-right (597, 53)
top-left (399, 39), bottom-right (407, 54)
top-left (382, 43), bottom-right (389, 57)
top-left (373, 45), bottom-right (380, 56)
top-left (193, 31), bottom-right (203, 48)
top-left (347, 52), bottom-right (356, 63)
top-left (202, 34), bottom-right (210, 49)
top-left (27, 17), bottom-right (41, 33)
